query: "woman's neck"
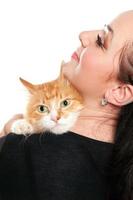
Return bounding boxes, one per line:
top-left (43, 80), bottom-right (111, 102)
top-left (71, 100), bottom-right (121, 143)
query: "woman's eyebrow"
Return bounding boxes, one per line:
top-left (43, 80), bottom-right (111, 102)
top-left (106, 24), bottom-right (114, 34)
top-left (103, 24), bottom-right (113, 48)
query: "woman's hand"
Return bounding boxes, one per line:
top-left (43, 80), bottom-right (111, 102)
top-left (0, 114), bottom-right (24, 137)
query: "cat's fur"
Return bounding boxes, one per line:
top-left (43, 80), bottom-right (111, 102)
top-left (11, 63), bottom-right (84, 135)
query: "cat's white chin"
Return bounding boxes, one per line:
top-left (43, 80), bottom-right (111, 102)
top-left (50, 125), bottom-right (69, 135)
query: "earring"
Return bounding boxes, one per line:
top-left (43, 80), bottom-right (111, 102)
top-left (101, 97), bottom-right (108, 106)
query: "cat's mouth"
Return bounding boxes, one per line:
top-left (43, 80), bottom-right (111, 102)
top-left (51, 123), bottom-right (61, 129)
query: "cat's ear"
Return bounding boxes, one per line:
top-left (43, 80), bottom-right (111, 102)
top-left (19, 77), bottom-right (36, 94)
top-left (59, 60), bottom-right (66, 81)
top-left (59, 60), bottom-right (70, 86)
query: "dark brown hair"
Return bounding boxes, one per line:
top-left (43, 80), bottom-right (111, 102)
top-left (110, 42), bottom-right (133, 200)
top-left (118, 42), bottom-right (133, 84)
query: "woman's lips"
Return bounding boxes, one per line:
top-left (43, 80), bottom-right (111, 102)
top-left (71, 52), bottom-right (79, 62)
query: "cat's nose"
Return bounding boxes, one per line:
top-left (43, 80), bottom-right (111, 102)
top-left (51, 115), bottom-right (60, 123)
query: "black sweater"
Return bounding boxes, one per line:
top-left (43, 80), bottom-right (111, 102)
top-left (0, 131), bottom-right (113, 200)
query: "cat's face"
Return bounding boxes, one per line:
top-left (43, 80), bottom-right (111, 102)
top-left (20, 72), bottom-right (83, 134)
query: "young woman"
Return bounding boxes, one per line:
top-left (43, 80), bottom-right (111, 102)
top-left (1, 10), bottom-right (133, 200)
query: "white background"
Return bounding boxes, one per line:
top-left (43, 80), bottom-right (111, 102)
top-left (0, 0), bottom-right (133, 130)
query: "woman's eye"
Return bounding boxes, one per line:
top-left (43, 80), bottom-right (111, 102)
top-left (37, 105), bottom-right (49, 113)
top-left (60, 99), bottom-right (70, 108)
top-left (96, 34), bottom-right (104, 49)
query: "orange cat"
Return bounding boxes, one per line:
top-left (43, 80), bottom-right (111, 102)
top-left (11, 63), bottom-right (84, 135)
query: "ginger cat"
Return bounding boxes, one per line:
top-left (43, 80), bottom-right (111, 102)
top-left (11, 63), bottom-right (84, 135)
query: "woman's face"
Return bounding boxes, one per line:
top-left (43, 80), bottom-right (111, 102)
top-left (63, 11), bottom-right (133, 99)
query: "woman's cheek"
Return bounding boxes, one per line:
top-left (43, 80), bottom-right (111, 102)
top-left (80, 51), bottom-right (98, 74)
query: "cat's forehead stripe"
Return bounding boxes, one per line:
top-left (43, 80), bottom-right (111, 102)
top-left (43, 86), bottom-right (63, 100)
top-left (51, 100), bottom-right (57, 108)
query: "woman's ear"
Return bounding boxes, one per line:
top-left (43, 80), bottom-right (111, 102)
top-left (105, 84), bottom-right (133, 106)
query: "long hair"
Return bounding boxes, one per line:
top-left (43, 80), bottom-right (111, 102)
top-left (110, 43), bottom-right (133, 200)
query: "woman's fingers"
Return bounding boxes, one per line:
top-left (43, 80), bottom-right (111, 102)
top-left (0, 114), bottom-right (24, 137)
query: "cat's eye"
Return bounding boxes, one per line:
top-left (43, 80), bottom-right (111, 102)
top-left (60, 99), bottom-right (70, 108)
top-left (37, 105), bottom-right (49, 113)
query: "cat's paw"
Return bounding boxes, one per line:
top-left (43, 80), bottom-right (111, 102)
top-left (11, 119), bottom-right (33, 135)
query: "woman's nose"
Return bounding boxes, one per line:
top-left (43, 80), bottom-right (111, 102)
top-left (79, 31), bottom-right (91, 47)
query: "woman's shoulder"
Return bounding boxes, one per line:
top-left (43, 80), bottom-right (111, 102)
top-left (0, 131), bottom-right (114, 165)
top-left (0, 131), bottom-right (114, 149)
top-left (0, 133), bottom-right (25, 153)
